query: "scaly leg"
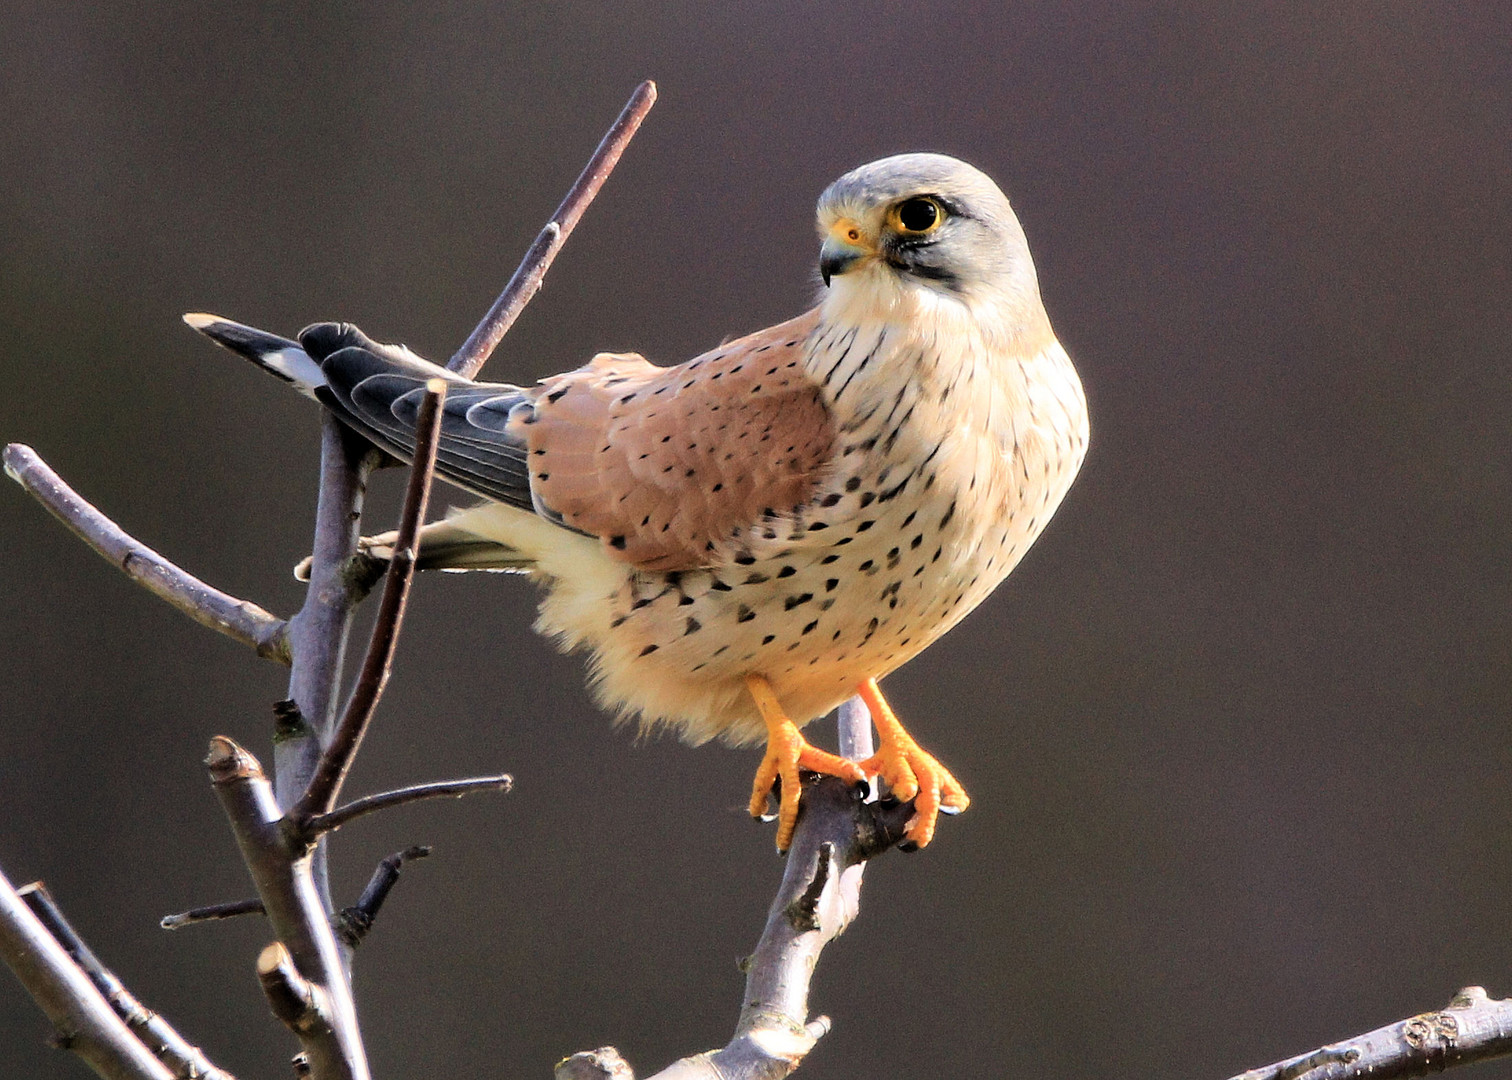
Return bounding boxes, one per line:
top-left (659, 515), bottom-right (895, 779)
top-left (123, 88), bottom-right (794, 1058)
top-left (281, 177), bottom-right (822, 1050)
top-left (747, 674), bottom-right (866, 852)
top-left (856, 677), bottom-right (970, 849)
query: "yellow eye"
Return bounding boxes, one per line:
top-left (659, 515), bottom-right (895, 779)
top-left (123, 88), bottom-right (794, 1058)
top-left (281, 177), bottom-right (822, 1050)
top-left (890, 196), bottom-right (944, 235)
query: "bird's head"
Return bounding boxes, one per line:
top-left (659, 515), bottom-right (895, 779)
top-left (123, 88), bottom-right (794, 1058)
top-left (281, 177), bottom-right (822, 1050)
top-left (815, 153), bottom-right (1044, 329)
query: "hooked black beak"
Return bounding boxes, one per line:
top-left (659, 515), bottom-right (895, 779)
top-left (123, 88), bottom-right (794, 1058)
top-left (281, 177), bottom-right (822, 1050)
top-left (819, 236), bottom-right (865, 286)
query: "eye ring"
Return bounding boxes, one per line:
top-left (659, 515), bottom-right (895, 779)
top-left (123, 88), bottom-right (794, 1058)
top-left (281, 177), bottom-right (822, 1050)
top-left (891, 196), bottom-right (944, 235)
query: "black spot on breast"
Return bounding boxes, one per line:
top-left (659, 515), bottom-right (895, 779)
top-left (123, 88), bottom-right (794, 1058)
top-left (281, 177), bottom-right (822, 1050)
top-left (762, 634), bottom-right (776, 645)
top-left (939, 500), bottom-right (957, 529)
top-left (609, 535), bottom-right (626, 550)
top-left (737, 605), bottom-right (756, 622)
top-left (824, 579), bottom-right (838, 591)
top-left (744, 571), bottom-right (771, 584)
top-left (910, 534), bottom-right (923, 549)
top-left (784, 594), bottom-right (813, 610)
top-left (856, 520), bottom-right (875, 532)
top-left (845, 476), bottom-right (862, 492)
top-left (819, 492), bottom-right (842, 507)
top-left (820, 554), bottom-right (840, 565)
top-left (684, 617), bottom-right (702, 635)
top-left (777, 566), bottom-right (797, 578)
top-left (639, 644), bottom-right (659, 657)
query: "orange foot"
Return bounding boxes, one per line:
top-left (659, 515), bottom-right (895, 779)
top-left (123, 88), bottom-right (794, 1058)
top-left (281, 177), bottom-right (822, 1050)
top-left (856, 678), bottom-right (970, 849)
top-left (747, 674), bottom-right (866, 852)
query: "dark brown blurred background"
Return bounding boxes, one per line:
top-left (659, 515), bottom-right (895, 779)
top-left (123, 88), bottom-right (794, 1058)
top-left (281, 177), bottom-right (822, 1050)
top-left (3, 3), bottom-right (1511, 1077)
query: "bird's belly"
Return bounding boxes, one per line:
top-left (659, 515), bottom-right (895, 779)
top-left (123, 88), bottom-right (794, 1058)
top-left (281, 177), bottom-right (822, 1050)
top-left (577, 454), bottom-right (1059, 745)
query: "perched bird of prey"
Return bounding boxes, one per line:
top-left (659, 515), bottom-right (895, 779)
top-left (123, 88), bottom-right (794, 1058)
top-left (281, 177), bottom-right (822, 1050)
top-left (187, 153), bottom-right (1088, 851)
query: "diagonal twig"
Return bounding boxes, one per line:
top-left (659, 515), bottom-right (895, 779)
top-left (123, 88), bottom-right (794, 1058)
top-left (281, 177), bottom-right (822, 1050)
top-left (307, 775), bottom-right (513, 836)
top-left (448, 79), bottom-right (657, 378)
top-left (332, 846), bottom-right (431, 949)
top-left (0, 860), bottom-right (175, 1080)
top-left (292, 380), bottom-right (448, 826)
top-left (1227, 985), bottom-right (1512, 1080)
top-left (19, 883), bottom-right (236, 1080)
top-left (3, 443), bottom-right (289, 664)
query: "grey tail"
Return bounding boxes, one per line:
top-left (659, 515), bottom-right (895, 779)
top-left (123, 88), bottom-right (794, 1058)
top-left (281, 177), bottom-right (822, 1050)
top-left (183, 313), bottom-right (327, 401)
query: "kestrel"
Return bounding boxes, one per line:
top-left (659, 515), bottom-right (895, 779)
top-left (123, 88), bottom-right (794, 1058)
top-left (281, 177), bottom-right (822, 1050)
top-left (187, 153), bottom-right (1088, 851)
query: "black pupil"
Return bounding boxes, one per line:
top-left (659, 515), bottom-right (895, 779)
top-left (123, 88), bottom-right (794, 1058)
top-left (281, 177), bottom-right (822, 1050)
top-left (898, 198), bottom-right (938, 232)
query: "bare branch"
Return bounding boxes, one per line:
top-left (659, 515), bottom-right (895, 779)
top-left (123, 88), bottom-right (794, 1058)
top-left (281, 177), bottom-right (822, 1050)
top-left (159, 898), bottom-right (266, 931)
top-left (307, 775), bottom-right (512, 837)
top-left (3, 443), bottom-right (289, 664)
top-left (332, 846), bottom-right (432, 949)
top-left (448, 80), bottom-right (658, 378)
top-left (293, 380), bottom-right (447, 825)
top-left (835, 694), bottom-right (875, 766)
top-left (1228, 985), bottom-right (1512, 1080)
top-left (0, 860), bottom-right (174, 1080)
top-left (564, 697), bottom-right (895, 1080)
top-left (18, 882), bottom-right (236, 1080)
top-left (277, 419), bottom-right (377, 826)
top-left (207, 737), bottom-right (368, 1080)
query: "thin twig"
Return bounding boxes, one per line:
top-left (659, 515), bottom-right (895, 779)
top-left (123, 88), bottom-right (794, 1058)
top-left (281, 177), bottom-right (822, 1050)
top-left (159, 898), bottom-right (266, 931)
top-left (1227, 985), bottom-right (1512, 1080)
top-left (307, 775), bottom-right (512, 836)
top-left (0, 860), bottom-right (174, 1080)
top-left (19, 883), bottom-right (237, 1080)
top-left (163, 846), bottom-right (440, 943)
top-left (207, 738), bottom-right (368, 1080)
top-left (448, 80), bottom-right (658, 378)
top-left (333, 846), bottom-right (431, 949)
top-left (3, 443), bottom-right (289, 664)
top-left (293, 381), bottom-right (448, 825)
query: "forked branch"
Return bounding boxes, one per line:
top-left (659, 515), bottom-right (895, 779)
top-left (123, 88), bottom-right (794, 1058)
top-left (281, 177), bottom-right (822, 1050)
top-left (560, 698), bottom-right (910, 1080)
